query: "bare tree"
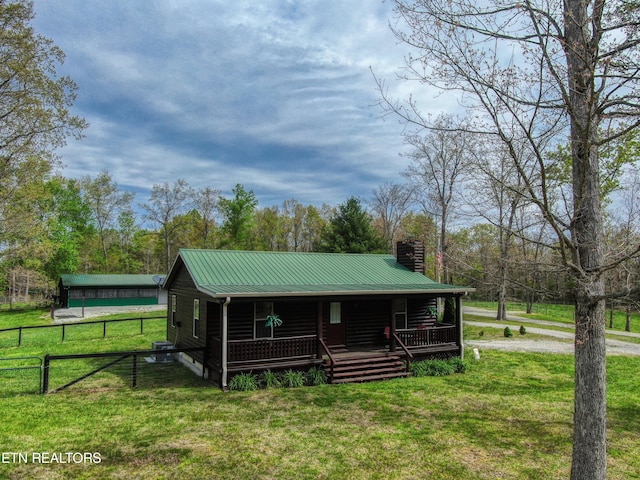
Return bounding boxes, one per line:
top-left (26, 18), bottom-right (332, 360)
top-left (80, 170), bottom-right (134, 272)
top-left (369, 182), bottom-right (414, 252)
top-left (605, 168), bottom-right (640, 331)
top-left (282, 199), bottom-right (307, 252)
top-left (403, 114), bottom-right (474, 285)
top-left (140, 179), bottom-right (193, 272)
top-left (192, 186), bottom-right (221, 249)
top-left (376, 1), bottom-right (640, 478)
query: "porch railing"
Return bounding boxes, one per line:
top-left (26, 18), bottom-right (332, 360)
top-left (318, 338), bottom-right (336, 383)
top-left (392, 333), bottom-right (413, 373)
top-left (396, 324), bottom-right (457, 348)
top-left (208, 325), bottom-right (458, 371)
top-left (210, 335), bottom-right (317, 366)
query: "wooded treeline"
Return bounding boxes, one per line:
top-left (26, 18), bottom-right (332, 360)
top-left (3, 162), bottom-right (639, 324)
top-left (1, 0), bottom-right (639, 328)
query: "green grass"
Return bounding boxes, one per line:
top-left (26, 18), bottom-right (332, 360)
top-left (464, 310), bottom-right (640, 346)
top-left (0, 314), bottom-right (166, 350)
top-left (465, 301), bottom-right (640, 333)
top-left (1, 307), bottom-right (639, 478)
top-left (0, 308), bottom-right (169, 397)
top-left (467, 300), bottom-right (640, 334)
top-left (463, 320), bottom-right (559, 342)
top-left (467, 300), bottom-right (578, 323)
top-left (0, 351), bottom-right (638, 479)
top-left (0, 306), bottom-right (53, 328)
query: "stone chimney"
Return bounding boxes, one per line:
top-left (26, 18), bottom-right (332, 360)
top-left (396, 240), bottom-right (425, 274)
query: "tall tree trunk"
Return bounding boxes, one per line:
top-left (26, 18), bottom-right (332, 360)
top-left (496, 226), bottom-right (508, 321)
top-left (565, 0), bottom-right (607, 474)
top-left (572, 275), bottom-right (607, 479)
top-left (526, 291), bottom-right (533, 315)
top-left (566, 1), bottom-right (607, 477)
top-left (626, 305), bottom-right (631, 333)
top-left (496, 198), bottom-right (517, 321)
top-left (609, 302), bottom-right (614, 329)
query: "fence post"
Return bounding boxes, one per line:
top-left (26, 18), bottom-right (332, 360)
top-left (140, 318), bottom-right (144, 335)
top-left (42, 355), bottom-right (50, 394)
top-left (132, 355), bottom-right (137, 388)
top-left (61, 324), bottom-right (66, 343)
top-left (38, 356), bottom-right (43, 394)
top-left (18, 327), bottom-right (22, 346)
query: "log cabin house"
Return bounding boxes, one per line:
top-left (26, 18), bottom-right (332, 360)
top-left (163, 241), bottom-right (474, 388)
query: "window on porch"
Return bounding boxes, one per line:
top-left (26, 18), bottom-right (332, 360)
top-left (394, 298), bottom-right (407, 329)
top-left (193, 298), bottom-right (200, 338)
top-left (254, 302), bottom-right (274, 338)
top-left (330, 302), bottom-right (341, 324)
top-left (171, 294), bottom-right (177, 327)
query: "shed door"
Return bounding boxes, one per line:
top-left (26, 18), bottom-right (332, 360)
top-left (326, 302), bottom-right (346, 347)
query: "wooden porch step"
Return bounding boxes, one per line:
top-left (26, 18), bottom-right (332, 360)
top-left (331, 371), bottom-right (410, 384)
top-left (331, 358), bottom-right (404, 372)
top-left (324, 354), bottom-right (410, 384)
top-left (329, 354), bottom-right (394, 366)
top-left (332, 365), bottom-right (406, 379)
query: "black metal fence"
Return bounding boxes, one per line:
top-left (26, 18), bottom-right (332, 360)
top-left (0, 316), bottom-right (166, 347)
top-left (1, 347), bottom-right (208, 396)
top-left (42, 347), bottom-right (207, 394)
top-left (0, 356), bottom-right (43, 396)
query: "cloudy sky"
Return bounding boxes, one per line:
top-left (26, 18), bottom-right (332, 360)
top-left (31, 1), bottom-right (455, 208)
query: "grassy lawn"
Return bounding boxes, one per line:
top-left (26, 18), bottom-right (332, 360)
top-left (0, 351), bottom-right (638, 479)
top-left (466, 300), bottom-right (640, 334)
top-left (463, 321), bottom-right (563, 342)
top-left (1, 307), bottom-right (639, 479)
top-left (0, 306), bottom-right (54, 328)
top-left (0, 308), bottom-right (169, 396)
top-left (0, 310), bottom-right (166, 351)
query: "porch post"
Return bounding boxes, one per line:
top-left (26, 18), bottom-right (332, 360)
top-left (221, 297), bottom-right (231, 389)
top-left (389, 299), bottom-right (396, 352)
top-left (456, 295), bottom-right (464, 360)
top-left (316, 301), bottom-right (323, 359)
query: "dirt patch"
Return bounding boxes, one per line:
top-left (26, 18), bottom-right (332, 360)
top-left (53, 305), bottom-right (166, 323)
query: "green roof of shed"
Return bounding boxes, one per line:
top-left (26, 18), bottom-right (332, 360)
top-left (169, 249), bottom-right (473, 298)
top-left (60, 274), bottom-right (163, 288)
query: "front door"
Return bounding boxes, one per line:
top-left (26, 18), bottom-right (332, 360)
top-left (326, 301), bottom-right (346, 346)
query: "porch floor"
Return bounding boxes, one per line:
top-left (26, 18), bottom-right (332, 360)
top-left (326, 342), bottom-right (460, 361)
top-left (329, 346), bottom-right (390, 360)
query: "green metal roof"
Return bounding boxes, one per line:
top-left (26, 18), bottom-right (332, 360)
top-left (60, 274), bottom-right (163, 288)
top-left (172, 249), bottom-right (473, 298)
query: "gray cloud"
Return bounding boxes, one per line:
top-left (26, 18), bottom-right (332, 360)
top-left (32, 0), bottom-right (455, 207)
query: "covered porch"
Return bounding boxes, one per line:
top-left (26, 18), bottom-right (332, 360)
top-left (206, 295), bottom-right (464, 385)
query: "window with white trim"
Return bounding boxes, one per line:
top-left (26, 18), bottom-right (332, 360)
top-left (171, 295), bottom-right (177, 327)
top-left (330, 302), bottom-right (341, 324)
top-left (254, 302), bottom-right (273, 338)
top-left (193, 298), bottom-right (200, 338)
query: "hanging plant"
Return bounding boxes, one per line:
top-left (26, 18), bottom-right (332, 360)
top-left (265, 313), bottom-right (283, 328)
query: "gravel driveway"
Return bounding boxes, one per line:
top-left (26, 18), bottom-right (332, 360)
top-left (464, 307), bottom-right (640, 356)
